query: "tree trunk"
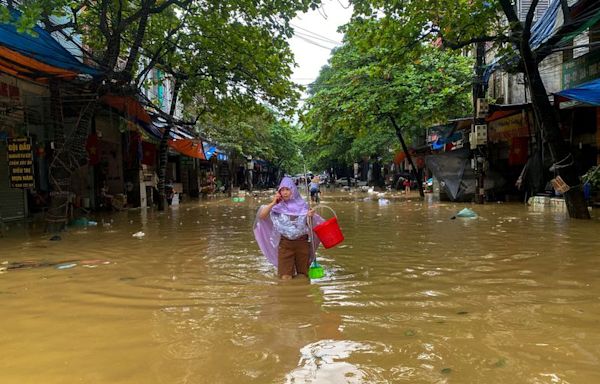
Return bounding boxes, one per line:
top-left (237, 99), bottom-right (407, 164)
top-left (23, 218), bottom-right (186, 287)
top-left (499, 0), bottom-right (591, 219)
top-left (157, 77), bottom-right (182, 211)
top-left (157, 125), bottom-right (170, 211)
top-left (520, 43), bottom-right (590, 218)
top-left (228, 157), bottom-right (235, 197)
top-left (388, 115), bottom-right (425, 198)
top-left (123, 0), bottom-right (151, 76)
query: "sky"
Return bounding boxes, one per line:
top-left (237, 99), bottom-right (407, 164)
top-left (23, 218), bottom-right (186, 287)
top-left (288, 0), bottom-right (353, 96)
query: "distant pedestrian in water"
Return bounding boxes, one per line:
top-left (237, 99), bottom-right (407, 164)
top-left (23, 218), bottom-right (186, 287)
top-left (254, 177), bottom-right (322, 280)
top-left (309, 176), bottom-right (321, 203)
top-left (403, 178), bottom-right (411, 194)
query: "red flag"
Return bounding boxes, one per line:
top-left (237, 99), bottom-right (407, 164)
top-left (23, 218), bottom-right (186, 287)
top-left (142, 142), bottom-right (156, 166)
top-left (85, 133), bottom-right (100, 165)
top-left (508, 137), bottom-right (529, 165)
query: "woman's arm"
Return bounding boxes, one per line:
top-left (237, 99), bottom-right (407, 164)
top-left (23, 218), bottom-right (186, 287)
top-left (259, 202), bottom-right (275, 220)
top-left (258, 193), bottom-right (281, 220)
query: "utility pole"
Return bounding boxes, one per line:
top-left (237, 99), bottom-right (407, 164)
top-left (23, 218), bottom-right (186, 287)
top-left (471, 41), bottom-right (488, 204)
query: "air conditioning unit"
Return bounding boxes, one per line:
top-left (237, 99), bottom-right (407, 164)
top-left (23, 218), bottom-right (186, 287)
top-left (474, 124), bottom-right (488, 143)
top-left (469, 124), bottom-right (488, 148)
top-left (476, 98), bottom-right (489, 118)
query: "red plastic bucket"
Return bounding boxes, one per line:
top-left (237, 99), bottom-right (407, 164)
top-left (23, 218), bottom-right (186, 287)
top-left (312, 206), bottom-right (344, 249)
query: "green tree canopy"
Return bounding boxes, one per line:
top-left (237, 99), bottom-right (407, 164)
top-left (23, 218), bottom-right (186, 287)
top-left (302, 36), bottom-right (473, 169)
top-left (348, 0), bottom-right (595, 217)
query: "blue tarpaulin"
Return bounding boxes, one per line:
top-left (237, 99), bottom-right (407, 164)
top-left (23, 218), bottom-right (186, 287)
top-left (203, 144), bottom-right (217, 160)
top-left (556, 78), bottom-right (600, 106)
top-left (0, 11), bottom-right (100, 76)
top-left (202, 143), bottom-right (228, 161)
top-left (483, 0), bottom-right (582, 82)
top-left (529, 0), bottom-right (561, 50)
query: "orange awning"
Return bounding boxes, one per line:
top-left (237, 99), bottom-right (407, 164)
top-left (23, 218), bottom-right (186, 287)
top-left (100, 94), bottom-right (152, 124)
top-left (0, 46), bottom-right (78, 82)
top-left (394, 151), bottom-right (406, 165)
top-left (168, 139), bottom-right (206, 159)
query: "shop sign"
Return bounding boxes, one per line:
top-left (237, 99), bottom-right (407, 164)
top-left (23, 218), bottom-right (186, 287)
top-left (7, 137), bottom-right (35, 189)
top-left (488, 113), bottom-right (529, 141)
top-left (562, 49), bottom-right (600, 89)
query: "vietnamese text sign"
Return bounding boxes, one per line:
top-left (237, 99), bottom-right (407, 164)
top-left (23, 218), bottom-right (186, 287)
top-left (488, 112), bottom-right (530, 142)
top-left (7, 137), bottom-right (35, 189)
top-left (562, 49), bottom-right (600, 89)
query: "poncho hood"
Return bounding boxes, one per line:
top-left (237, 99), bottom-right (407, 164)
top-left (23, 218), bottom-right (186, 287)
top-left (271, 177), bottom-right (309, 216)
top-left (253, 177), bottom-right (323, 267)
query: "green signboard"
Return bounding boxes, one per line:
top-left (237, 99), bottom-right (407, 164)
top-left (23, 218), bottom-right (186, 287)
top-left (562, 49), bottom-right (600, 89)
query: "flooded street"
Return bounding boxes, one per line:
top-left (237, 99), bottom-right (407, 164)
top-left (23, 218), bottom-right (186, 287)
top-left (2, 193), bottom-right (600, 384)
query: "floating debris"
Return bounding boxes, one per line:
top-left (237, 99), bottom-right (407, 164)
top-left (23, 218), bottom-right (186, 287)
top-left (80, 259), bottom-right (110, 266)
top-left (493, 358), bottom-right (507, 368)
top-left (451, 208), bottom-right (478, 219)
top-left (6, 260), bottom-right (59, 269)
top-left (55, 263), bottom-right (77, 270)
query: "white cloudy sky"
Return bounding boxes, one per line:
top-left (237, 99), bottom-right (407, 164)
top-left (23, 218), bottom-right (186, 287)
top-left (288, 1), bottom-right (353, 95)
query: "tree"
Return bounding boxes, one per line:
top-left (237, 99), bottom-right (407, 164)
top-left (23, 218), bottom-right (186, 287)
top-left (303, 39), bottom-right (473, 195)
top-left (268, 120), bottom-right (303, 175)
top-left (5, 0), bottom-right (196, 221)
top-left (193, 100), bottom-right (302, 192)
top-left (6, 0), bottom-right (320, 213)
top-left (349, 0), bottom-right (596, 217)
top-left (299, 117), bottom-right (355, 176)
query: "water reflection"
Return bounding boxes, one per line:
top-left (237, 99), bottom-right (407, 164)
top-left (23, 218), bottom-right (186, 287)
top-left (1, 194), bottom-right (600, 383)
top-left (285, 340), bottom-right (374, 383)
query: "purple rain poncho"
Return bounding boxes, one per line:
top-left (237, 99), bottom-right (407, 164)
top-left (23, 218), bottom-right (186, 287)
top-left (253, 177), bottom-right (323, 267)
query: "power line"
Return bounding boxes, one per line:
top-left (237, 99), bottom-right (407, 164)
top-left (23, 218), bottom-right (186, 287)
top-left (317, 3), bottom-right (329, 20)
top-left (293, 34), bottom-right (338, 50)
top-left (294, 30), bottom-right (342, 47)
top-left (291, 23), bottom-right (342, 45)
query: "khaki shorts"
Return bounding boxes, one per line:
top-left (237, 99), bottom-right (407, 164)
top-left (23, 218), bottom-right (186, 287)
top-left (278, 235), bottom-right (310, 277)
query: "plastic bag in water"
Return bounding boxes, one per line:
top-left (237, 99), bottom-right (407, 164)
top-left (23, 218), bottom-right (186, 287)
top-left (454, 208), bottom-right (477, 218)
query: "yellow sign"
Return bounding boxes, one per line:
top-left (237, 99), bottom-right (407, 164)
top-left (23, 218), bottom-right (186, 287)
top-left (488, 112), bottom-right (530, 141)
top-left (7, 137), bottom-right (35, 189)
top-left (489, 113), bottom-right (522, 133)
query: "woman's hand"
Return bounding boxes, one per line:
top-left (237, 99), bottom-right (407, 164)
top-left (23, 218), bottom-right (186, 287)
top-left (271, 192), bottom-right (282, 205)
top-left (259, 194), bottom-right (280, 220)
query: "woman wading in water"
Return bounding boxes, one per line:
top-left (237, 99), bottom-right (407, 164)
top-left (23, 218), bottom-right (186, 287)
top-left (254, 177), bottom-right (322, 279)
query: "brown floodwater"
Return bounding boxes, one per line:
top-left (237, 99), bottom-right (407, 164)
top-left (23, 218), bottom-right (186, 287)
top-left (1, 191), bottom-right (600, 383)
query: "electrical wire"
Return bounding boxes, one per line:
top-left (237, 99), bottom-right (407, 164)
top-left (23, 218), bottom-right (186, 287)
top-left (294, 30), bottom-right (342, 47)
top-left (290, 23), bottom-right (342, 45)
top-left (293, 34), bottom-right (338, 50)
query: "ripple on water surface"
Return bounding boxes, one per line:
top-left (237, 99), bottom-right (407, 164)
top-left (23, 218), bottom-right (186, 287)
top-left (1, 196), bottom-right (600, 383)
